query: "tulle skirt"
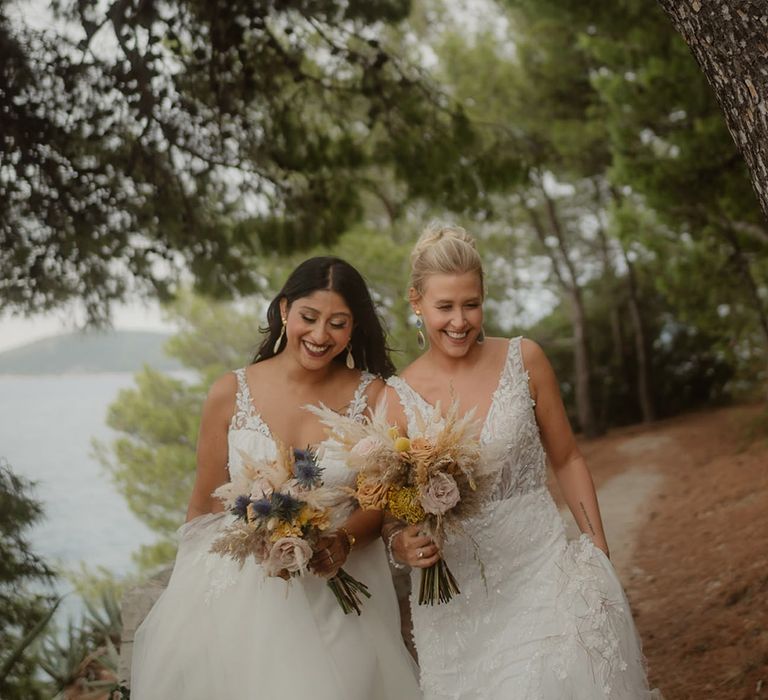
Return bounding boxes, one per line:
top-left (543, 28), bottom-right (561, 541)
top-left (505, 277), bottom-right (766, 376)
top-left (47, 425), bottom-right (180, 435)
top-left (410, 488), bottom-right (663, 700)
top-left (131, 513), bottom-right (420, 700)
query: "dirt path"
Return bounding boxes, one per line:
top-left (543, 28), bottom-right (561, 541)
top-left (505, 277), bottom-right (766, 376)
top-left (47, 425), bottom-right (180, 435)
top-left (558, 403), bottom-right (768, 700)
top-left (561, 466), bottom-right (665, 577)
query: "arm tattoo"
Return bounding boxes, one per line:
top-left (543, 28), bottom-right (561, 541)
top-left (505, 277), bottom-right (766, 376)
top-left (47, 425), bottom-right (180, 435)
top-left (579, 501), bottom-right (596, 535)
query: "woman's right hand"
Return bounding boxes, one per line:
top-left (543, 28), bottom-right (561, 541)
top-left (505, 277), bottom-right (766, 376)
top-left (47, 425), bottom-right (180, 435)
top-left (391, 523), bottom-right (441, 568)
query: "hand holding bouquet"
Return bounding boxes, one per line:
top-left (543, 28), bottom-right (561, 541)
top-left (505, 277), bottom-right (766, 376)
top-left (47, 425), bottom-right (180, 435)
top-left (210, 442), bottom-right (371, 614)
top-left (310, 398), bottom-right (498, 605)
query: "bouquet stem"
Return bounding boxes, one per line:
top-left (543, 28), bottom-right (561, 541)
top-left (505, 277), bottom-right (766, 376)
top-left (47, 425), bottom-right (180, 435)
top-left (327, 568), bottom-right (372, 615)
top-left (418, 558), bottom-right (460, 605)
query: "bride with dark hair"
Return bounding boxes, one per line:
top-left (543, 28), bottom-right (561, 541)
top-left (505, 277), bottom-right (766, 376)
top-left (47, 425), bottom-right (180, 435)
top-left (131, 257), bottom-right (420, 700)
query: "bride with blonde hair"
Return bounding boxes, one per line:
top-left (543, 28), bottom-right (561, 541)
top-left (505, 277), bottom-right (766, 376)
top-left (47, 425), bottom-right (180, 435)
top-left (384, 222), bottom-right (662, 699)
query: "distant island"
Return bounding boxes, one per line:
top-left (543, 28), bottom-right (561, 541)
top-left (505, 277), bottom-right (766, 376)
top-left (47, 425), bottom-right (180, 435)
top-left (0, 331), bottom-right (183, 374)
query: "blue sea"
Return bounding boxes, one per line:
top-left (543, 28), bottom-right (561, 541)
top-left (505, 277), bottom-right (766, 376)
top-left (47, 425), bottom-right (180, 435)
top-left (0, 373), bottom-right (173, 604)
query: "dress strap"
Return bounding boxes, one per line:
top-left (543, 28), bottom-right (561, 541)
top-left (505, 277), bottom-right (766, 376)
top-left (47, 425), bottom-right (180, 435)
top-left (229, 368), bottom-right (271, 436)
top-left (385, 376), bottom-right (425, 434)
top-left (508, 336), bottom-right (536, 407)
top-left (230, 368), bottom-right (251, 430)
top-left (346, 371), bottom-right (376, 422)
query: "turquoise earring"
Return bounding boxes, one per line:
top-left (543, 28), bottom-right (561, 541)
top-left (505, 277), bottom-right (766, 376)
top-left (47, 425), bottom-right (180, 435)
top-left (415, 314), bottom-right (426, 350)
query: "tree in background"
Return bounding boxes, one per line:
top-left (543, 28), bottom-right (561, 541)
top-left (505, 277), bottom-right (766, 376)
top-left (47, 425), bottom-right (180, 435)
top-left (656, 1), bottom-right (768, 225)
top-left (1, 0), bottom-right (476, 323)
top-left (414, 0), bottom-right (763, 431)
top-left (559, 0), bottom-right (768, 371)
top-left (0, 462), bottom-right (57, 699)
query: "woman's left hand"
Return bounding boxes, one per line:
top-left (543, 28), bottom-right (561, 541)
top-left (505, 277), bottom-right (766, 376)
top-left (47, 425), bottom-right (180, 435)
top-left (309, 532), bottom-right (349, 578)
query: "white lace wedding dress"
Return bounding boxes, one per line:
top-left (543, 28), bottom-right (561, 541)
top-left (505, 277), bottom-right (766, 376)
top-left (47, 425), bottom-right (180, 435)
top-left (388, 338), bottom-right (662, 700)
top-left (131, 369), bottom-right (420, 700)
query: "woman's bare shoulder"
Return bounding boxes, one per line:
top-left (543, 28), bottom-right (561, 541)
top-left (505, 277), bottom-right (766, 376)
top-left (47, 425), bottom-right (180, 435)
top-left (203, 371), bottom-right (239, 423)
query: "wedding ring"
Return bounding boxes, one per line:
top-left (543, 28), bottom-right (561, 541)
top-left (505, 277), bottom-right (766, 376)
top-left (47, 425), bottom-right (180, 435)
top-left (327, 550), bottom-right (334, 564)
top-left (418, 550), bottom-right (424, 559)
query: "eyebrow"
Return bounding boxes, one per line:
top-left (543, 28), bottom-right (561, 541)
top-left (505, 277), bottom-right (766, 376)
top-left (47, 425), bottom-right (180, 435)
top-left (434, 297), bottom-right (482, 304)
top-left (298, 305), bottom-right (352, 317)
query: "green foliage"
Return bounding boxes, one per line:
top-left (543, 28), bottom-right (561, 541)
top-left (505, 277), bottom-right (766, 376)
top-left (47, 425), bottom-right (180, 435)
top-left (37, 586), bottom-right (124, 698)
top-left (94, 369), bottom-right (203, 547)
top-left (432, 0), bottom-right (766, 416)
top-left (2, 0), bottom-right (480, 322)
top-left (0, 462), bottom-right (57, 699)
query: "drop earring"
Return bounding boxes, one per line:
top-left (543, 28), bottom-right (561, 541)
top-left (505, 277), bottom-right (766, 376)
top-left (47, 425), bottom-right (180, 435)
top-left (345, 343), bottom-right (355, 369)
top-left (415, 313), bottom-right (426, 350)
top-left (273, 318), bottom-right (286, 354)
top-left (477, 326), bottom-right (485, 345)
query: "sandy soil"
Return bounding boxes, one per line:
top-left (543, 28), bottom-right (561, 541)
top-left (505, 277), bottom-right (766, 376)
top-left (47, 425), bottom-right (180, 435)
top-left (555, 403), bottom-right (768, 700)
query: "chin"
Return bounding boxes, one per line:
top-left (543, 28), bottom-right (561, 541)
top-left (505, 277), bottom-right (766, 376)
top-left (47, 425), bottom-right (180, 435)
top-left (300, 348), bottom-right (340, 370)
top-left (437, 334), bottom-right (476, 356)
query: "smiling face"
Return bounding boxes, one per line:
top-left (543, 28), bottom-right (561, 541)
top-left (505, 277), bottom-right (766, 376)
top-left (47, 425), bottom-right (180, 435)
top-left (279, 290), bottom-right (353, 370)
top-left (411, 271), bottom-right (484, 358)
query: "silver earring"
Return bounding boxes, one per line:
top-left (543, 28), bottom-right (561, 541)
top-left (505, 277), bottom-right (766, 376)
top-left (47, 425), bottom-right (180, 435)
top-left (415, 314), bottom-right (426, 350)
top-left (273, 319), bottom-right (286, 354)
top-left (345, 343), bottom-right (355, 369)
top-left (477, 326), bottom-right (485, 345)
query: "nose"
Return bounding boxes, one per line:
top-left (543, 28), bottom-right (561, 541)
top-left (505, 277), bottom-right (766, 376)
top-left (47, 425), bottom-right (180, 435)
top-left (448, 309), bottom-right (466, 328)
top-left (308, 324), bottom-right (331, 344)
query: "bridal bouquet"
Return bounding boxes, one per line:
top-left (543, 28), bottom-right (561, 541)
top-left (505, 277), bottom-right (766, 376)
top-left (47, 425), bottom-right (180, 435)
top-left (210, 442), bottom-right (371, 615)
top-left (310, 398), bottom-right (497, 605)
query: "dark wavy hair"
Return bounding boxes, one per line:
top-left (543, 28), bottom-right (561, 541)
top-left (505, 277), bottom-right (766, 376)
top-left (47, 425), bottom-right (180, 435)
top-left (253, 257), bottom-right (395, 378)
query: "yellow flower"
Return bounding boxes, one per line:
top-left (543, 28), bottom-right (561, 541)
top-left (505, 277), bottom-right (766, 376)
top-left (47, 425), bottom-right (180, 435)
top-left (296, 505), bottom-right (314, 527)
top-left (394, 437), bottom-right (412, 453)
top-left (387, 486), bottom-right (426, 525)
top-left (270, 521), bottom-right (302, 542)
top-left (308, 508), bottom-right (331, 531)
top-left (387, 426), bottom-right (400, 440)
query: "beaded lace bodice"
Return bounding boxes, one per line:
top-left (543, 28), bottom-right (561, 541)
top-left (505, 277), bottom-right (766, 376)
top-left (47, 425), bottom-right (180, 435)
top-left (228, 367), bottom-right (375, 491)
top-left (388, 337), bottom-right (548, 500)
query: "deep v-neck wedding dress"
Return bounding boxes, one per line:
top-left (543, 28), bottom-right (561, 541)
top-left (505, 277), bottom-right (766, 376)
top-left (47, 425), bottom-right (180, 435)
top-left (130, 369), bottom-right (420, 700)
top-left (388, 338), bottom-right (661, 700)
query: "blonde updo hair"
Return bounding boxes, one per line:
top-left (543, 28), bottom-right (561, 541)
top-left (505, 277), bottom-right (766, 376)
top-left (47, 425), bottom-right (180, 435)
top-left (410, 221), bottom-right (484, 297)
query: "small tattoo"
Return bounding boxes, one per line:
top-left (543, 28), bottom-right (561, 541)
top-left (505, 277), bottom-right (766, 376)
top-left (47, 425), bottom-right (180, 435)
top-left (579, 502), bottom-right (596, 535)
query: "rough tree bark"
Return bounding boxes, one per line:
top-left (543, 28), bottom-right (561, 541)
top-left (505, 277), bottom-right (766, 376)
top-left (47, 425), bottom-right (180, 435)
top-left (656, 0), bottom-right (768, 223)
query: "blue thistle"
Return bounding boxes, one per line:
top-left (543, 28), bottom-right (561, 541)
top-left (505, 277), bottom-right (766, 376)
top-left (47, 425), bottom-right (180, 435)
top-left (270, 491), bottom-right (304, 521)
top-left (249, 497), bottom-right (272, 519)
top-left (293, 447), bottom-right (324, 489)
top-left (232, 495), bottom-right (251, 520)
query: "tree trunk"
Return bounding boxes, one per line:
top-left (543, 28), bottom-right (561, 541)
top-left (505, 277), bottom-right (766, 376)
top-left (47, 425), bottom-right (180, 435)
top-left (525, 195), bottom-right (600, 437)
top-left (567, 286), bottom-right (599, 437)
top-left (622, 249), bottom-right (656, 422)
top-left (722, 227), bottom-right (768, 347)
top-left (656, 0), bottom-right (768, 223)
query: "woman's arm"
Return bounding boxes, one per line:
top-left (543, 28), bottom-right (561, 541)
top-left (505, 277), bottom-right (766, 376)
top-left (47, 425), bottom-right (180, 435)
top-left (310, 508), bottom-right (385, 577)
top-left (185, 373), bottom-right (236, 522)
top-left (522, 339), bottom-right (610, 557)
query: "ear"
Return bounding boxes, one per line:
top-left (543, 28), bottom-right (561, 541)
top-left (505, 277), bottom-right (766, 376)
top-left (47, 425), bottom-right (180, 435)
top-left (408, 287), bottom-right (421, 313)
top-left (278, 297), bottom-right (288, 321)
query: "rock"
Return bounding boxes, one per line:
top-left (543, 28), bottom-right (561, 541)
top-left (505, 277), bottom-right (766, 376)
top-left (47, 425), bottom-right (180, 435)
top-left (118, 566), bottom-right (173, 688)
